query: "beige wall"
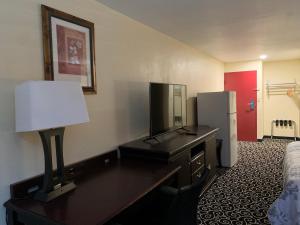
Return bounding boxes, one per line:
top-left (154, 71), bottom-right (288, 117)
top-left (263, 60), bottom-right (300, 137)
top-left (0, 0), bottom-right (224, 223)
top-left (224, 61), bottom-right (264, 139)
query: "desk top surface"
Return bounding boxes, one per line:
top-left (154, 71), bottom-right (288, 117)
top-left (5, 159), bottom-right (180, 225)
top-left (119, 126), bottom-right (219, 157)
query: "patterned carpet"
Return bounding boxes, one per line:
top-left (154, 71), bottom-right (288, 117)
top-left (198, 139), bottom-right (291, 225)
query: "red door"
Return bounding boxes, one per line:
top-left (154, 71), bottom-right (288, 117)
top-left (224, 71), bottom-right (257, 141)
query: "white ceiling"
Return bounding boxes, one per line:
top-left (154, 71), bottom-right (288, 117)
top-left (97, 0), bottom-right (300, 62)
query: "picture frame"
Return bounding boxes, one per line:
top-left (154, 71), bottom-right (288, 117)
top-left (41, 5), bottom-right (97, 94)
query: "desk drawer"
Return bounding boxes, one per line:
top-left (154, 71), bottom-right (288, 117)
top-left (191, 165), bottom-right (205, 183)
top-left (191, 151), bottom-right (205, 173)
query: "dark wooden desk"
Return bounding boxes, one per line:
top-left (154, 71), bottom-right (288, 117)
top-left (4, 153), bottom-right (180, 225)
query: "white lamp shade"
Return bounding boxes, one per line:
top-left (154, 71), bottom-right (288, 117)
top-left (15, 81), bottom-right (90, 132)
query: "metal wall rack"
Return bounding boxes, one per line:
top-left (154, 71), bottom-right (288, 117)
top-left (266, 80), bottom-right (300, 95)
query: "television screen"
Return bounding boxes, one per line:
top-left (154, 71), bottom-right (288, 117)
top-left (150, 83), bottom-right (187, 137)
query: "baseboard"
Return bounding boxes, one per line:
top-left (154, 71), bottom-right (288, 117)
top-left (263, 135), bottom-right (300, 141)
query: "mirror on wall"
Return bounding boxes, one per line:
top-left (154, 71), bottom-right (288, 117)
top-left (173, 85), bottom-right (187, 127)
top-left (150, 83), bottom-right (187, 137)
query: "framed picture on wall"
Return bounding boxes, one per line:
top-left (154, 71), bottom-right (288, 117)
top-left (41, 5), bottom-right (97, 94)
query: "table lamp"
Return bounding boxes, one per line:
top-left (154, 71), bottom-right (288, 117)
top-left (15, 81), bottom-right (89, 202)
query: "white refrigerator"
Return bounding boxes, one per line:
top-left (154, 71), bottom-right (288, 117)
top-left (197, 91), bottom-right (238, 167)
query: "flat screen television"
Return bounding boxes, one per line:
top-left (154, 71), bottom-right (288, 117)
top-left (149, 82), bottom-right (187, 137)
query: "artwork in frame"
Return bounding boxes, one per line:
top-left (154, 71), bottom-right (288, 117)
top-left (41, 5), bottom-right (96, 94)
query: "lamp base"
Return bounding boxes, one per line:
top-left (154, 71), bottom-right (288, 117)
top-left (34, 182), bottom-right (76, 202)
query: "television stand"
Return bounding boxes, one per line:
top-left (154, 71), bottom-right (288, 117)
top-left (177, 126), bottom-right (190, 132)
top-left (184, 132), bottom-right (197, 136)
top-left (174, 127), bottom-right (195, 136)
top-left (119, 125), bottom-right (219, 188)
top-left (145, 127), bottom-right (193, 143)
top-left (143, 136), bottom-right (160, 144)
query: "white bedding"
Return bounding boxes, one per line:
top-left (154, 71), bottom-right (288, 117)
top-left (268, 141), bottom-right (300, 225)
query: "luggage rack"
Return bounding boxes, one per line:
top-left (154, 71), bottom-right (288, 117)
top-left (271, 120), bottom-right (297, 141)
top-left (266, 81), bottom-right (300, 95)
